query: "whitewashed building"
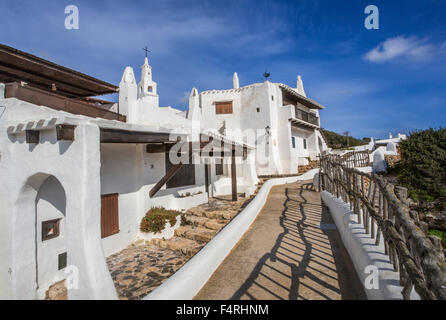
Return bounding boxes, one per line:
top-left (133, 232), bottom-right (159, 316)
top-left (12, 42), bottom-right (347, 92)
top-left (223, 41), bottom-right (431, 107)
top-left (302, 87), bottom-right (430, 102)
top-left (187, 73), bottom-right (328, 176)
top-left (0, 45), bottom-right (257, 299)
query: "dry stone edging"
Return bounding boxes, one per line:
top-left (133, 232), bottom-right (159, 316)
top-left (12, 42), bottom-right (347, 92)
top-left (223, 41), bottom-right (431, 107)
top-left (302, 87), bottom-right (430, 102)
top-left (148, 197), bottom-right (247, 258)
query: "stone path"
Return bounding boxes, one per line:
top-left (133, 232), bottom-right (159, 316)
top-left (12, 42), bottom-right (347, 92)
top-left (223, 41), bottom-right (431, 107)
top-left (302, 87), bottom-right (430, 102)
top-left (195, 181), bottom-right (367, 300)
top-left (106, 194), bottom-right (253, 300)
top-left (106, 245), bottom-right (188, 300)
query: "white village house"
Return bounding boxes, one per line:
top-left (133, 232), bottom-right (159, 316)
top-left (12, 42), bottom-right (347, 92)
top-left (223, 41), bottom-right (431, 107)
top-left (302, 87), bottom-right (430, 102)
top-left (0, 45), bottom-right (257, 299)
top-left (0, 44), bottom-right (327, 300)
top-left (187, 72), bottom-right (328, 176)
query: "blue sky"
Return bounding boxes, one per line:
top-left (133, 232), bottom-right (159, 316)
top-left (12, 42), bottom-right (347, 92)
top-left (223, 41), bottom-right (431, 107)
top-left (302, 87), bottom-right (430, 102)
top-left (1, 0), bottom-right (445, 139)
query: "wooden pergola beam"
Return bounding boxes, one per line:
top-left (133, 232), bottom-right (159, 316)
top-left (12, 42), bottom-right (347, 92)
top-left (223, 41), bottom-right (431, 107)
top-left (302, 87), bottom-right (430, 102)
top-left (149, 152), bottom-right (194, 198)
top-left (25, 130), bottom-right (39, 144)
top-left (100, 128), bottom-right (172, 144)
top-left (0, 63), bottom-right (97, 97)
top-left (148, 134), bottom-right (246, 199)
top-left (56, 124), bottom-right (76, 141)
top-left (0, 44), bottom-right (118, 98)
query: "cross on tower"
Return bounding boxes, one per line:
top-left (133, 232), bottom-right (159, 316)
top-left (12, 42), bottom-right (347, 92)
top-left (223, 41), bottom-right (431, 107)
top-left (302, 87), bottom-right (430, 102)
top-left (142, 46), bottom-right (150, 58)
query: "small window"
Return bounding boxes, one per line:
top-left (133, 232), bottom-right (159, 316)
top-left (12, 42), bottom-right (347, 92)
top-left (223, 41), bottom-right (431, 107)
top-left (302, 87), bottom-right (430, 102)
top-left (148, 86), bottom-right (153, 93)
top-left (215, 101), bottom-right (233, 114)
top-left (256, 107), bottom-right (260, 113)
top-left (42, 219), bottom-right (60, 241)
top-left (216, 163), bottom-right (224, 175)
top-left (303, 139), bottom-right (307, 149)
top-left (271, 95), bottom-right (274, 101)
top-left (58, 252), bottom-right (67, 270)
top-left (292, 137), bottom-right (296, 148)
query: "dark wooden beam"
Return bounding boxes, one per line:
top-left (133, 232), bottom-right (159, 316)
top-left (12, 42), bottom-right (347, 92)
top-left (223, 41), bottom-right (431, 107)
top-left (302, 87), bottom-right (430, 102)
top-left (146, 143), bottom-right (168, 153)
top-left (100, 128), bottom-right (172, 144)
top-left (204, 164), bottom-right (210, 195)
top-left (26, 130), bottom-right (39, 144)
top-left (56, 124), bottom-right (76, 141)
top-left (231, 148), bottom-right (237, 201)
top-left (149, 152), bottom-right (194, 198)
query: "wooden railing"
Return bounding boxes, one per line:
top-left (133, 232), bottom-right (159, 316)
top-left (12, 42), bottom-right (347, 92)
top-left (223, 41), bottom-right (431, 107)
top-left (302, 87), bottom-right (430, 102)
top-left (294, 107), bottom-right (319, 126)
top-left (319, 156), bottom-right (446, 300)
top-left (325, 150), bottom-right (370, 168)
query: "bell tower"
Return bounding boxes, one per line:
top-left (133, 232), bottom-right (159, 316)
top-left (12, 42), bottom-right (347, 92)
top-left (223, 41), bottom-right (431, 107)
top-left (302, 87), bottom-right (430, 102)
top-left (138, 57), bottom-right (158, 98)
top-left (137, 56), bottom-right (159, 107)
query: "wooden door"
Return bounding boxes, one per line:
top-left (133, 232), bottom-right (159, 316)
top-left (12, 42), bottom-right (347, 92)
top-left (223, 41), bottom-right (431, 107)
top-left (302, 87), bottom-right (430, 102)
top-left (101, 193), bottom-right (119, 238)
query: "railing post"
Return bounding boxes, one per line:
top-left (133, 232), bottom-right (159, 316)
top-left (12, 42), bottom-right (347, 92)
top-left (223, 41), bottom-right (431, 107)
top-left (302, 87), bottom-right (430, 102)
top-left (394, 186), bottom-right (408, 204)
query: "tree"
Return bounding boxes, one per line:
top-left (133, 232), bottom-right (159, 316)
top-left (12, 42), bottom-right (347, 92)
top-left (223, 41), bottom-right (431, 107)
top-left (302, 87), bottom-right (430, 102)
top-left (343, 131), bottom-right (350, 147)
top-left (397, 128), bottom-right (446, 209)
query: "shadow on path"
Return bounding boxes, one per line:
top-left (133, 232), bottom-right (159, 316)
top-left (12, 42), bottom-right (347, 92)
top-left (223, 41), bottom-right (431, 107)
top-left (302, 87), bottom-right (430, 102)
top-left (227, 183), bottom-right (366, 300)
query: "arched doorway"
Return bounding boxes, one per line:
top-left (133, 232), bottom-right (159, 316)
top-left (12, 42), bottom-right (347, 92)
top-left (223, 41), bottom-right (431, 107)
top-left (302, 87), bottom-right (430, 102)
top-left (15, 173), bottom-right (67, 299)
top-left (35, 176), bottom-right (67, 299)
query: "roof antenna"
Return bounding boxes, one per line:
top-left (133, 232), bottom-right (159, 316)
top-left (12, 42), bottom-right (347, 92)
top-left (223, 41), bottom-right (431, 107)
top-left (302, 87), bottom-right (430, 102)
top-left (263, 68), bottom-right (271, 81)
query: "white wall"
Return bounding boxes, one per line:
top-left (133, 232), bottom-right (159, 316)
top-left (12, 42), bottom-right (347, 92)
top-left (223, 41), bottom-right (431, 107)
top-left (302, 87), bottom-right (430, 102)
top-left (0, 98), bottom-right (117, 300)
top-left (100, 145), bottom-right (211, 256)
top-left (195, 81), bottom-right (323, 176)
top-left (100, 144), bottom-right (141, 256)
top-left (291, 127), bottom-right (311, 165)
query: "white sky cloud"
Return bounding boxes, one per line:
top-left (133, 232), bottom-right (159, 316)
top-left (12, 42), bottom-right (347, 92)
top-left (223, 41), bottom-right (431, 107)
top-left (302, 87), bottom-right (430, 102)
top-left (364, 36), bottom-right (439, 63)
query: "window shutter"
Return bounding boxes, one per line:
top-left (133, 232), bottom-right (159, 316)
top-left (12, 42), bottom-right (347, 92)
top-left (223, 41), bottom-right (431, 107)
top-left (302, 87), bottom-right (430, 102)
top-left (215, 101), bottom-right (233, 114)
top-left (101, 193), bottom-right (119, 238)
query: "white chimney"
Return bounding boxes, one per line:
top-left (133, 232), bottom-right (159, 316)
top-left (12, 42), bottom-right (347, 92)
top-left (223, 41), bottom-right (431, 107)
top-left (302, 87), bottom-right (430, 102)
top-left (233, 72), bottom-right (239, 89)
top-left (296, 75), bottom-right (307, 97)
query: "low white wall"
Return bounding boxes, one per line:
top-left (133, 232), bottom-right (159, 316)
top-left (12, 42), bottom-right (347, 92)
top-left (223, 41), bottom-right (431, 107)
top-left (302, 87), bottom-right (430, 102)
top-left (320, 191), bottom-right (420, 300)
top-left (144, 169), bottom-right (319, 300)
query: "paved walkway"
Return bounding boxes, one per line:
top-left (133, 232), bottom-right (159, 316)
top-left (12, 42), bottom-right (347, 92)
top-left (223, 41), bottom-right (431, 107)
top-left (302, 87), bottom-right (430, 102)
top-left (195, 181), bottom-right (367, 300)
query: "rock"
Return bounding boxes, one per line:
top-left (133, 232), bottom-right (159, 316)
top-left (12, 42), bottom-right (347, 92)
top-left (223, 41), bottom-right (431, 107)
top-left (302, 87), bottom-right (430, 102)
top-left (423, 212), bottom-right (446, 231)
top-left (174, 226), bottom-right (217, 243)
top-left (45, 280), bottom-right (67, 300)
top-left (182, 214), bottom-right (226, 231)
top-left (152, 237), bottom-right (202, 256)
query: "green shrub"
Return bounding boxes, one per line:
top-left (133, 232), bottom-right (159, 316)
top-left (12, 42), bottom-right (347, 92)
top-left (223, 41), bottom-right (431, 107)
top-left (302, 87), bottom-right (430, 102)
top-left (428, 229), bottom-right (446, 247)
top-left (140, 207), bottom-right (181, 234)
top-left (397, 128), bottom-right (446, 209)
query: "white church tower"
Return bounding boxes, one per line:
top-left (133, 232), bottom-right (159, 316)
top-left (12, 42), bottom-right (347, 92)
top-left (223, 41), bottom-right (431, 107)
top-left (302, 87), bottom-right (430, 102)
top-left (137, 57), bottom-right (159, 107)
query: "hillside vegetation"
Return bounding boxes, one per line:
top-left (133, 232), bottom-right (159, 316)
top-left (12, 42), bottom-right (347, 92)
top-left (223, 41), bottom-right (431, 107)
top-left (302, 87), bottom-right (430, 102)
top-left (393, 128), bottom-right (446, 210)
top-left (321, 129), bottom-right (370, 149)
